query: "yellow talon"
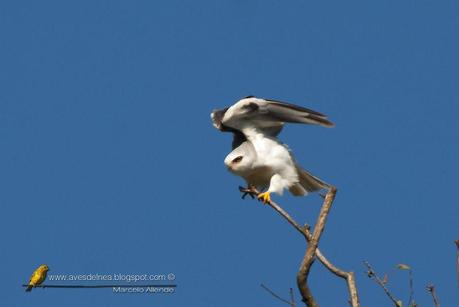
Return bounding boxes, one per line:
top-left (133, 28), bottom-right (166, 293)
top-left (257, 192), bottom-right (271, 204)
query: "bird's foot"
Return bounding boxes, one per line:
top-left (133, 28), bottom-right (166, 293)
top-left (239, 186), bottom-right (256, 199)
top-left (257, 191), bottom-right (271, 204)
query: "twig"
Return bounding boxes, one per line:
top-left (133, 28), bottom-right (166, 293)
top-left (455, 240), bottom-right (459, 284)
top-left (408, 269), bottom-right (414, 307)
top-left (240, 186), bottom-right (360, 307)
top-left (290, 288), bottom-right (296, 307)
top-left (426, 284), bottom-right (440, 307)
top-left (397, 264), bottom-right (416, 306)
top-left (363, 261), bottom-right (401, 307)
top-left (260, 283), bottom-right (296, 306)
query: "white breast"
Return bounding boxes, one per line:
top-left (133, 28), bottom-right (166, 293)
top-left (250, 135), bottom-right (298, 181)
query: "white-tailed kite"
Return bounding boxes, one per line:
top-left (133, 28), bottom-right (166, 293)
top-left (211, 96), bottom-right (333, 204)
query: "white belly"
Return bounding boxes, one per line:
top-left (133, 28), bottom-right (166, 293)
top-left (242, 166), bottom-right (274, 190)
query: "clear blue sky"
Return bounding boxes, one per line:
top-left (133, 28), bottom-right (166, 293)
top-left (1, 1), bottom-right (458, 306)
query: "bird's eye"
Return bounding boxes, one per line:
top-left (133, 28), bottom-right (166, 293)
top-left (232, 156), bottom-right (243, 163)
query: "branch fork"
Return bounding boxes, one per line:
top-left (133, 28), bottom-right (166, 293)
top-left (239, 185), bottom-right (360, 307)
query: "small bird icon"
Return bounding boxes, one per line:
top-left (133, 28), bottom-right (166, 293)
top-left (25, 264), bottom-right (49, 292)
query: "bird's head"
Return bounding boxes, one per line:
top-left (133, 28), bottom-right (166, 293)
top-left (39, 265), bottom-right (50, 272)
top-left (224, 142), bottom-right (255, 174)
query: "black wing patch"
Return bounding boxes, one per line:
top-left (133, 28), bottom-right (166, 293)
top-left (241, 102), bottom-right (259, 112)
top-left (232, 131), bottom-right (247, 150)
top-left (211, 107), bottom-right (247, 149)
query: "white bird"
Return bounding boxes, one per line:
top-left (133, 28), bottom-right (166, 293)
top-left (211, 96), bottom-right (333, 204)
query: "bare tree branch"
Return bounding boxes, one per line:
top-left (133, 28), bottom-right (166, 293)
top-left (296, 187), bottom-right (336, 307)
top-left (426, 284), bottom-right (440, 307)
top-left (408, 269), bottom-right (414, 307)
top-left (396, 264), bottom-right (416, 307)
top-left (290, 287), bottom-right (296, 307)
top-left (363, 261), bottom-right (402, 307)
top-left (346, 272), bottom-right (360, 307)
top-left (240, 186), bottom-right (360, 307)
top-left (260, 283), bottom-right (296, 306)
top-left (455, 240), bottom-right (459, 284)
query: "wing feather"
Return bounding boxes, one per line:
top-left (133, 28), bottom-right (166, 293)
top-left (264, 100), bottom-right (334, 127)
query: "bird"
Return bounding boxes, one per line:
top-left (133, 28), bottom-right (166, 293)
top-left (25, 264), bottom-right (49, 292)
top-left (211, 96), bottom-right (333, 204)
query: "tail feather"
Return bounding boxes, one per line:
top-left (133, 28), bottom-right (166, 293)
top-left (289, 167), bottom-right (329, 196)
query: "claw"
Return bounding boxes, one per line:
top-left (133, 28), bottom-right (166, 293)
top-left (239, 186), bottom-right (255, 199)
top-left (257, 192), bottom-right (271, 204)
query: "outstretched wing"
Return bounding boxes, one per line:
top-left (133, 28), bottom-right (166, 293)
top-left (219, 97), bottom-right (334, 136)
top-left (211, 96), bottom-right (333, 148)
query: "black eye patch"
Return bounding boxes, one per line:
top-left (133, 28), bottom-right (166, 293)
top-left (232, 156), bottom-right (243, 163)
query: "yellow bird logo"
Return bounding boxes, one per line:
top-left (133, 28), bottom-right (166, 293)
top-left (25, 264), bottom-right (49, 292)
